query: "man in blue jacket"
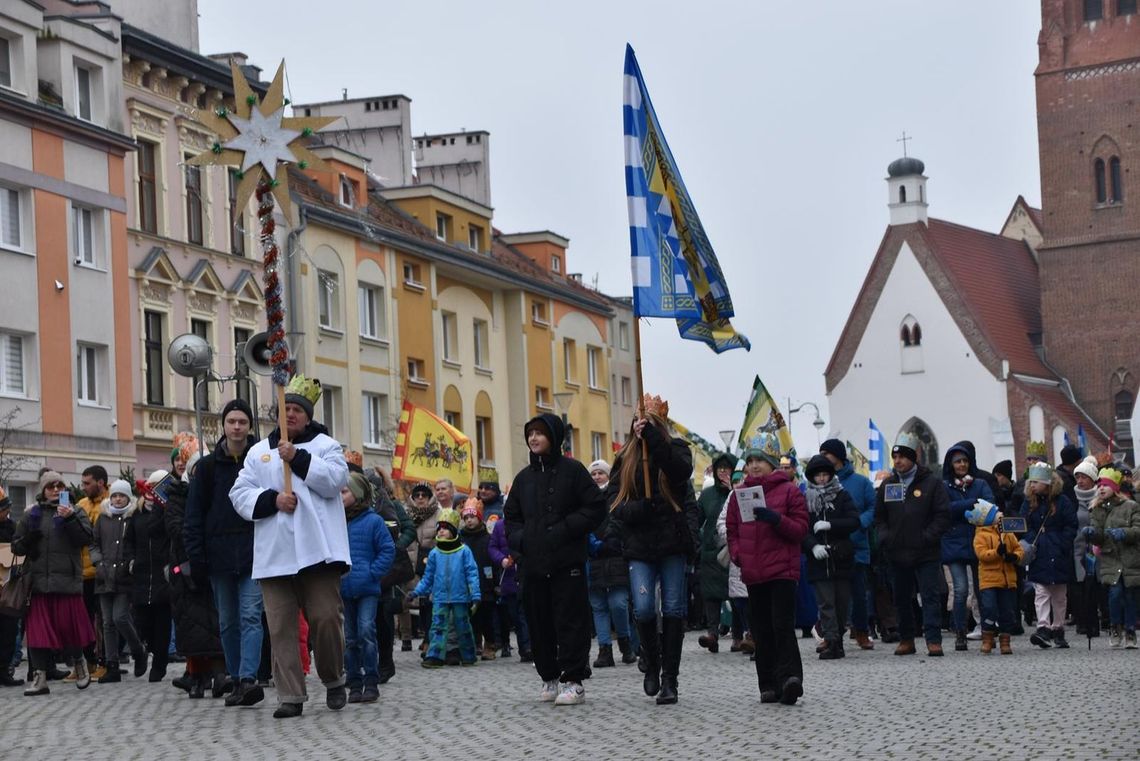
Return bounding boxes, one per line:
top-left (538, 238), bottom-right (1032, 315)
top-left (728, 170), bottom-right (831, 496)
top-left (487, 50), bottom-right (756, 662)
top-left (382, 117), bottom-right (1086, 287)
top-left (820, 439), bottom-right (877, 650)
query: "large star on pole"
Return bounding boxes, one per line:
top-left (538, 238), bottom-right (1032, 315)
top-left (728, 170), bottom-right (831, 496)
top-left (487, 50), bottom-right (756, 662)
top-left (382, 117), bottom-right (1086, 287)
top-left (186, 60), bottom-right (339, 216)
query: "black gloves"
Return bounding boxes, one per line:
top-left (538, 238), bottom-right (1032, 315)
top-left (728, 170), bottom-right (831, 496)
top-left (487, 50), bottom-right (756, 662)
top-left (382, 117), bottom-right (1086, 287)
top-left (753, 507), bottom-right (780, 525)
top-left (996, 542), bottom-right (1007, 556)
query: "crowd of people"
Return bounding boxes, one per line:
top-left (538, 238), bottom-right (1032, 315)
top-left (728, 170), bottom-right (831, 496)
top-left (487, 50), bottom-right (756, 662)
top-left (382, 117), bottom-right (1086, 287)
top-left (1, 385), bottom-right (1138, 716)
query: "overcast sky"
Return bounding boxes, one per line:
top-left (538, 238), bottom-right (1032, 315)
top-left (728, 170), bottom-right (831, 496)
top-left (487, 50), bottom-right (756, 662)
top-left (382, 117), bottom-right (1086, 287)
top-left (198, 0), bottom-right (1042, 454)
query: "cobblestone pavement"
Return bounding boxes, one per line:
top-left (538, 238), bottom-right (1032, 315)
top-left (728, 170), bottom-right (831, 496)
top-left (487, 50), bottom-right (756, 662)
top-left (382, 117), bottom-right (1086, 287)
top-left (1, 632), bottom-right (1137, 760)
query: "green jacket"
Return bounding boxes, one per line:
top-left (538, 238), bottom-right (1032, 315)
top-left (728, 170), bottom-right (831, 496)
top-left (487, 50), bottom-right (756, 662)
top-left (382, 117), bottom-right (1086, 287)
top-left (1090, 495), bottom-right (1140, 588)
top-left (697, 482), bottom-right (730, 600)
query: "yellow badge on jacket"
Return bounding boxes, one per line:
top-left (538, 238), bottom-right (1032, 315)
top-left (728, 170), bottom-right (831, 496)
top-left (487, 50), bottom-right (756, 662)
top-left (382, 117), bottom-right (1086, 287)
top-left (261, 454), bottom-right (271, 462)
top-left (914, 490), bottom-right (922, 497)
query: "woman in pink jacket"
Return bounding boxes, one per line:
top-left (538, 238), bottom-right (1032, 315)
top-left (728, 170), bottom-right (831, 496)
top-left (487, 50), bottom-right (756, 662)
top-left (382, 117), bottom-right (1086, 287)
top-left (726, 444), bottom-right (809, 706)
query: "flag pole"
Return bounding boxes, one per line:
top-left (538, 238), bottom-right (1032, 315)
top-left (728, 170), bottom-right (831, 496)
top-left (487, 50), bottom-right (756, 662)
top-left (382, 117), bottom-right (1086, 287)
top-left (634, 318), bottom-right (653, 499)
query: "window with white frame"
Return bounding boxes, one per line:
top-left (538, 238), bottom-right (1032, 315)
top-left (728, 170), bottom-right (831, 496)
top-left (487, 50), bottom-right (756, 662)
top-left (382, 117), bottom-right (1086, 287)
top-left (551, 254), bottom-right (561, 273)
top-left (1, 185), bottom-right (25, 250)
top-left (441, 312), bottom-right (458, 362)
top-left (591, 432), bottom-right (604, 462)
top-left (619, 321), bottom-right (631, 351)
top-left (468, 224), bottom-right (483, 252)
top-left (473, 319), bottom-right (489, 368)
top-left (444, 409), bottom-right (461, 429)
top-left (407, 357), bottom-right (426, 382)
top-left (587, 346), bottom-right (601, 388)
top-left (402, 261), bottom-right (423, 287)
top-left (76, 343), bottom-right (102, 404)
top-left (339, 175), bottom-right (356, 208)
top-left (318, 269), bottom-right (340, 329)
top-left (358, 284), bottom-right (385, 339)
top-left (75, 64), bottom-right (93, 121)
top-left (621, 376), bottom-right (632, 405)
top-left (184, 154), bottom-right (204, 245)
top-left (531, 300), bottom-right (548, 325)
top-left (321, 385), bottom-right (340, 438)
top-left (0, 36), bottom-right (12, 89)
top-left (143, 310), bottom-right (164, 405)
top-left (72, 205), bottom-right (100, 266)
top-left (363, 392), bottom-right (387, 447)
top-left (435, 212), bottom-right (451, 241)
top-left (535, 386), bottom-right (551, 410)
top-left (0, 331), bottom-right (25, 396)
top-left (137, 140), bottom-right (158, 234)
top-left (563, 339), bottom-right (577, 381)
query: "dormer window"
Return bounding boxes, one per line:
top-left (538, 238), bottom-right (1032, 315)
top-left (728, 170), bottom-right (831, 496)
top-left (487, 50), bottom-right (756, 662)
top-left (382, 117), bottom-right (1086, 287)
top-left (551, 255), bottom-right (561, 273)
top-left (435, 212), bottom-right (451, 242)
top-left (339, 174), bottom-right (356, 208)
top-left (75, 65), bottom-right (93, 121)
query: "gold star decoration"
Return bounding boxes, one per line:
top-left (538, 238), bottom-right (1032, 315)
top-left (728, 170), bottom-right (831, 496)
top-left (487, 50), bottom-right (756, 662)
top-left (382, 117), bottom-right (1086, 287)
top-left (187, 60), bottom-right (339, 216)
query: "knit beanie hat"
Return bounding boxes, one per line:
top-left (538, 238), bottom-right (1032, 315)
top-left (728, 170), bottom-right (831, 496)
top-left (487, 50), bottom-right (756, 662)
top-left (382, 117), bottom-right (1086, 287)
top-left (221, 398), bottom-right (254, 426)
top-left (992, 460), bottom-right (1013, 480)
top-left (588, 460), bottom-right (611, 476)
top-left (347, 472), bottom-right (373, 507)
top-left (1074, 456), bottom-right (1100, 482)
top-left (410, 482), bottom-right (433, 499)
top-left (819, 438), bottom-right (847, 464)
top-left (892, 432), bottom-right (919, 464)
top-left (1059, 444), bottom-right (1083, 467)
top-left (744, 448), bottom-right (779, 469)
top-left (109, 479), bottom-right (133, 500)
top-left (37, 470), bottom-right (65, 499)
top-left (804, 454), bottom-right (835, 481)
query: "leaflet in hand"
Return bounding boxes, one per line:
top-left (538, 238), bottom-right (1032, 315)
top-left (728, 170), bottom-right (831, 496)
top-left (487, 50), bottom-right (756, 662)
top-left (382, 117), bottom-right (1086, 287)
top-left (735, 486), bottom-right (766, 523)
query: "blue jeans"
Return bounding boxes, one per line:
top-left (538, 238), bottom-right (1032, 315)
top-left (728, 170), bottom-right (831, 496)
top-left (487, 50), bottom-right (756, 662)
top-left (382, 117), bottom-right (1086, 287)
top-left (589, 586), bottom-right (632, 646)
top-left (211, 572), bottom-right (264, 680)
top-left (1108, 579), bottom-right (1138, 629)
top-left (344, 595), bottom-right (379, 687)
top-left (892, 561), bottom-right (943, 644)
top-left (849, 563), bottom-right (870, 632)
top-left (629, 556), bottom-right (687, 621)
top-left (978, 587), bottom-right (1017, 633)
top-left (946, 562), bottom-right (972, 632)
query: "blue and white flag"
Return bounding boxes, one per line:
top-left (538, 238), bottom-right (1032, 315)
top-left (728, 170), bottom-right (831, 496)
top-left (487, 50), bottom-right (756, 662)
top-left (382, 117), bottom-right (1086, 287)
top-left (1078, 424), bottom-right (1088, 457)
top-left (623, 45), bottom-right (749, 353)
top-left (868, 419), bottom-right (885, 472)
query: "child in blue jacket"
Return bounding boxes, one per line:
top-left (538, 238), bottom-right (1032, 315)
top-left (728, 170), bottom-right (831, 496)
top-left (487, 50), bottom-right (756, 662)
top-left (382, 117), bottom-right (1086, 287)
top-left (409, 508), bottom-right (480, 667)
top-left (340, 473), bottom-right (395, 702)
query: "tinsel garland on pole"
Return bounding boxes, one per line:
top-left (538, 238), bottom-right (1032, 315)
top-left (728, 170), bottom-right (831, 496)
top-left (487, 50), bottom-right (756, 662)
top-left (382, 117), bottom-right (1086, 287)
top-left (257, 179), bottom-right (295, 494)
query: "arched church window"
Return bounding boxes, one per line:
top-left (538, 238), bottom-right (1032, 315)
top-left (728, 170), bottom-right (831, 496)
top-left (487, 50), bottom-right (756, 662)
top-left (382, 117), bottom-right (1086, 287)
top-left (911, 323), bottom-right (922, 346)
top-left (899, 186), bottom-right (907, 204)
top-left (1110, 157), bottom-right (1124, 202)
top-left (900, 325), bottom-right (912, 346)
top-left (898, 417), bottom-right (939, 466)
top-left (900, 315), bottom-right (923, 373)
top-left (1095, 158), bottom-right (1107, 204)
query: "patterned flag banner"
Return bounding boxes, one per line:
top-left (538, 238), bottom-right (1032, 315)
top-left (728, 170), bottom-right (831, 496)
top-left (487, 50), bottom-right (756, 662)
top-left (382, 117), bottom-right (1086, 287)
top-left (737, 376), bottom-right (795, 456)
top-left (391, 400), bottom-right (474, 488)
top-left (1078, 424), bottom-right (1088, 457)
top-left (671, 418), bottom-right (720, 491)
top-left (868, 419), bottom-right (885, 473)
top-left (623, 44), bottom-right (750, 353)
top-left (846, 440), bottom-right (872, 477)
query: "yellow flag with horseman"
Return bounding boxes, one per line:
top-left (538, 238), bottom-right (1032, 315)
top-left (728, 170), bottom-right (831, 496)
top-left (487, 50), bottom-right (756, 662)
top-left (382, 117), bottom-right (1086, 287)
top-left (391, 400), bottom-right (474, 488)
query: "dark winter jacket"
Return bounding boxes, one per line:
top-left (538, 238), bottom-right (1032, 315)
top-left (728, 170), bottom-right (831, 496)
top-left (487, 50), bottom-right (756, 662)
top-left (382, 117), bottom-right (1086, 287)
top-left (184, 435), bottom-right (257, 577)
top-left (874, 464), bottom-right (951, 567)
top-left (606, 423), bottom-right (699, 562)
top-left (587, 512), bottom-right (630, 590)
top-left (801, 477), bottom-right (859, 582)
top-left (957, 441), bottom-right (1003, 511)
top-left (503, 414), bottom-right (606, 577)
top-left (835, 461), bottom-right (876, 565)
top-left (341, 507), bottom-right (395, 599)
top-left (12, 501), bottom-right (93, 595)
top-left (940, 442), bottom-right (994, 564)
top-left (125, 501), bottom-right (170, 605)
top-left (697, 470), bottom-right (731, 601)
top-left (460, 524), bottom-right (497, 600)
top-left (90, 502), bottom-right (134, 594)
top-left (375, 492), bottom-right (416, 551)
top-left (1022, 486), bottom-right (1077, 585)
top-left (725, 470), bottom-right (809, 586)
top-left (487, 518), bottom-right (519, 596)
top-left (1055, 464), bottom-right (1078, 507)
top-left (164, 478), bottom-right (223, 657)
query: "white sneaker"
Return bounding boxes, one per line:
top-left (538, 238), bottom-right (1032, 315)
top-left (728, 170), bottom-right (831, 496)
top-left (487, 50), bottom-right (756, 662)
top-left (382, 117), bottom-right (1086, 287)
top-left (966, 625), bottom-right (982, 641)
top-left (74, 659), bottom-right (90, 690)
top-left (538, 679), bottom-right (560, 702)
top-left (554, 682), bottom-right (585, 705)
top-left (1110, 628), bottom-right (1124, 648)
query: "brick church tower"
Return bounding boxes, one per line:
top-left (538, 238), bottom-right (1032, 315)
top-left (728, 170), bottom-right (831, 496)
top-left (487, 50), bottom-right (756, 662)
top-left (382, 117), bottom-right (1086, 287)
top-left (1036, 0), bottom-right (1140, 453)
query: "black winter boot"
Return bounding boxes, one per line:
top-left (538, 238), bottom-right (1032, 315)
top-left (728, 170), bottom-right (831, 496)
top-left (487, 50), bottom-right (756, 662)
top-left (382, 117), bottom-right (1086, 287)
top-left (188, 674), bottom-right (207, 699)
top-left (637, 619), bottom-right (660, 696)
top-left (617, 637), bottom-right (637, 664)
top-left (656, 617), bottom-right (684, 705)
top-left (593, 644), bottom-right (615, 668)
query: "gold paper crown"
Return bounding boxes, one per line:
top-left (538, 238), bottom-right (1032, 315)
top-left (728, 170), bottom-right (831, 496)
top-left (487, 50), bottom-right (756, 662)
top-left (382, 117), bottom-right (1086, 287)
top-left (642, 394), bottom-right (669, 419)
top-left (1098, 467), bottom-right (1123, 485)
top-left (438, 508), bottom-right (461, 528)
top-left (1025, 440), bottom-right (1047, 458)
top-left (285, 374), bottom-right (322, 405)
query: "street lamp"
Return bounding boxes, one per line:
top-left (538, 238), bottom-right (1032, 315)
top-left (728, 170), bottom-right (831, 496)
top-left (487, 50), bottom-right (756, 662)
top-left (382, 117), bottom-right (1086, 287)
top-left (718, 429), bottom-right (737, 455)
top-left (787, 399), bottom-right (826, 447)
top-left (553, 391), bottom-right (575, 457)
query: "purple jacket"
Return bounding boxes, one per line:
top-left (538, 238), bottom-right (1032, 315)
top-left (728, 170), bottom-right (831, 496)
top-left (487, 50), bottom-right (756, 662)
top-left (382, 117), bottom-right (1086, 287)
top-left (488, 519), bottom-right (519, 596)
